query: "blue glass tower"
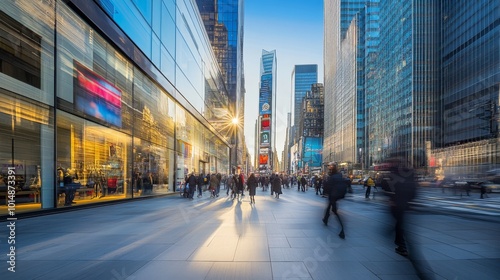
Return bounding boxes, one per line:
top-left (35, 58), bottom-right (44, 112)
top-left (292, 65), bottom-right (318, 142)
top-left (258, 50), bottom-right (277, 173)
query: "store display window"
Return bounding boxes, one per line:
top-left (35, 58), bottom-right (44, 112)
top-left (132, 138), bottom-right (172, 196)
top-left (56, 111), bottom-right (131, 206)
top-left (0, 91), bottom-right (52, 212)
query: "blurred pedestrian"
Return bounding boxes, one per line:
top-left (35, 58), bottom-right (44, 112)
top-left (322, 162), bottom-right (348, 239)
top-left (197, 173), bottom-right (204, 198)
top-left (365, 176), bottom-right (375, 198)
top-left (247, 173), bottom-right (258, 204)
top-left (216, 173), bottom-right (222, 197)
top-left (380, 158), bottom-right (417, 256)
top-left (186, 172), bottom-right (197, 200)
top-left (300, 176), bottom-right (307, 192)
top-left (209, 173), bottom-right (218, 198)
top-left (380, 156), bottom-right (435, 279)
top-left (226, 175), bottom-right (235, 196)
top-left (271, 173), bottom-right (282, 199)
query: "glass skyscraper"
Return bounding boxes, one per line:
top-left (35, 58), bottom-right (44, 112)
top-left (326, 0), bottom-right (500, 175)
top-left (195, 0), bottom-right (245, 117)
top-left (258, 50), bottom-right (277, 173)
top-left (324, 0), bottom-right (372, 166)
top-left (433, 0), bottom-right (500, 174)
top-left (195, 0), bottom-right (245, 172)
top-left (292, 65), bottom-right (318, 143)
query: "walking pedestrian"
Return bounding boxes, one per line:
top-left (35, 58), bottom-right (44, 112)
top-left (379, 157), bottom-right (417, 256)
top-left (226, 175), bottom-right (235, 196)
top-left (247, 173), bottom-right (258, 204)
top-left (186, 172), bottom-right (197, 200)
top-left (300, 176), bottom-right (307, 192)
top-left (216, 173), bottom-right (222, 197)
top-left (209, 173), bottom-right (218, 198)
top-left (322, 162), bottom-right (348, 239)
top-left (271, 173), bottom-right (282, 199)
top-left (365, 176), bottom-right (375, 198)
top-left (197, 173), bottom-right (204, 198)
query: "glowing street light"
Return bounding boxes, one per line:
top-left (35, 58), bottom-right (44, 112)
top-left (232, 117), bottom-right (239, 174)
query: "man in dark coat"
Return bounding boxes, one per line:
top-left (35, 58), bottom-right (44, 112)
top-left (246, 173), bottom-right (258, 204)
top-left (271, 174), bottom-right (282, 199)
top-left (380, 158), bottom-right (417, 256)
top-left (322, 162), bottom-right (346, 239)
top-left (186, 172), bottom-right (197, 200)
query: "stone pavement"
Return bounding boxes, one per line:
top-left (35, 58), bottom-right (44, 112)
top-left (1, 185), bottom-right (499, 280)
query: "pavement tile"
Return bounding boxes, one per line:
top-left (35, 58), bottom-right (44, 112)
top-left (128, 260), bottom-right (213, 280)
top-left (206, 261), bottom-right (273, 280)
top-left (1, 186), bottom-right (499, 279)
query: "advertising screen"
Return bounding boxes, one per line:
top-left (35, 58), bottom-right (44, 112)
top-left (303, 137), bottom-right (323, 167)
top-left (260, 131), bottom-right (270, 146)
top-left (74, 61), bottom-right (122, 127)
top-left (259, 154), bottom-right (269, 164)
top-left (261, 118), bottom-right (270, 131)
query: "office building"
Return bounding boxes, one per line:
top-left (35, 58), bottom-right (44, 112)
top-left (195, 0), bottom-right (246, 171)
top-left (257, 50), bottom-right (277, 173)
top-left (291, 65), bottom-right (318, 143)
top-left (298, 83), bottom-right (324, 174)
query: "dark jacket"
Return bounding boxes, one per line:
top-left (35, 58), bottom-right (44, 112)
top-left (272, 176), bottom-right (282, 194)
top-left (187, 174), bottom-right (197, 192)
top-left (247, 175), bottom-right (258, 196)
top-left (324, 172), bottom-right (348, 201)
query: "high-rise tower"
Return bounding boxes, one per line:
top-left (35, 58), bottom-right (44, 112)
top-left (258, 50), bottom-right (277, 173)
top-left (292, 65), bottom-right (318, 144)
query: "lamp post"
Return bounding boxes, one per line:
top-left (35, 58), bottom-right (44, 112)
top-left (232, 117), bottom-right (239, 174)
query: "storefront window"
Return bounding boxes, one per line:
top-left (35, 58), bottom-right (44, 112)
top-left (0, 91), bottom-right (52, 212)
top-left (133, 138), bottom-right (172, 196)
top-left (56, 111), bottom-right (131, 207)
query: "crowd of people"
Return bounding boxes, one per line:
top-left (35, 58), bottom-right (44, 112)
top-left (180, 159), bottom-right (419, 262)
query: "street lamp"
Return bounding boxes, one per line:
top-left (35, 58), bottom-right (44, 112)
top-left (232, 117), bottom-right (239, 174)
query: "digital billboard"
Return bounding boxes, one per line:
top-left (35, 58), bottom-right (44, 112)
top-left (261, 118), bottom-right (270, 131)
top-left (74, 61), bottom-right (122, 127)
top-left (260, 131), bottom-right (270, 146)
top-left (259, 154), bottom-right (268, 164)
top-left (302, 137), bottom-right (323, 167)
top-left (259, 75), bottom-right (272, 115)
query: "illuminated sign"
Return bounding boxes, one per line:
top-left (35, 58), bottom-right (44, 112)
top-left (259, 154), bottom-right (268, 164)
top-left (260, 131), bottom-right (270, 146)
top-left (261, 118), bottom-right (270, 131)
top-left (74, 61), bottom-right (122, 127)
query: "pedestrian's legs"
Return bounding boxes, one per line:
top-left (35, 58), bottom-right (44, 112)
top-left (365, 186), bottom-right (371, 198)
top-left (322, 202), bottom-right (331, 225)
top-left (331, 200), bottom-right (345, 239)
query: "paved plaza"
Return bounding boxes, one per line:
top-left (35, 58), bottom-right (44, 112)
top-left (1, 185), bottom-right (500, 279)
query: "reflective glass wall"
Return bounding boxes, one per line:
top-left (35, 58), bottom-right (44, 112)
top-left (0, 0), bottom-right (230, 214)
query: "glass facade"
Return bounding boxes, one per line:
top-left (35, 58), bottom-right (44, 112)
top-left (433, 0), bottom-right (500, 175)
top-left (195, 0), bottom-right (245, 173)
top-left (292, 65), bottom-right (318, 142)
top-left (326, 0), bottom-right (499, 176)
top-left (324, 1), bottom-right (368, 165)
top-left (0, 0), bottom-right (230, 214)
top-left (258, 50), bottom-right (277, 173)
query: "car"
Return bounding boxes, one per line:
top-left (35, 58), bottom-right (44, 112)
top-left (352, 177), bottom-right (366, 185)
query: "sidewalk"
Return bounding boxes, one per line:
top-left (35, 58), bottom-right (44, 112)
top-left (1, 186), bottom-right (499, 279)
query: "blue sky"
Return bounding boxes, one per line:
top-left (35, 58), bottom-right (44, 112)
top-left (243, 0), bottom-right (324, 164)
